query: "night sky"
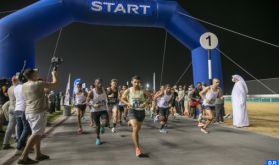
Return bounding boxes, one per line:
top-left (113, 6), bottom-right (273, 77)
top-left (0, 0), bottom-right (278, 94)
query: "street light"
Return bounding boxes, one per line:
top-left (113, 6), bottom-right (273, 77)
top-left (146, 83), bottom-right (150, 90)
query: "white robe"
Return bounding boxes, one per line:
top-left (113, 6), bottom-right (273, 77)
top-left (232, 81), bottom-right (249, 127)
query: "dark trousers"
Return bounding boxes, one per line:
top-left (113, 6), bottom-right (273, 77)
top-left (215, 104), bottom-right (225, 122)
top-left (189, 106), bottom-right (196, 119)
top-left (175, 101), bottom-right (184, 115)
top-left (15, 111), bottom-right (31, 150)
top-left (49, 102), bottom-right (56, 113)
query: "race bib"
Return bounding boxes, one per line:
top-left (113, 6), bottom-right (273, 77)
top-left (97, 100), bottom-right (106, 106)
top-left (132, 98), bottom-right (141, 109)
top-left (163, 101), bottom-right (169, 107)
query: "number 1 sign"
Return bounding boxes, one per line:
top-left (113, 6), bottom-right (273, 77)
top-left (200, 32), bottom-right (218, 50)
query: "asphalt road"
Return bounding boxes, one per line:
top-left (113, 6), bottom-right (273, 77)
top-left (8, 113), bottom-right (279, 165)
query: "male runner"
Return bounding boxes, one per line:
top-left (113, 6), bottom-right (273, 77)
top-left (121, 75), bottom-right (148, 157)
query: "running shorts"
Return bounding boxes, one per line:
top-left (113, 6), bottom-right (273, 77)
top-left (128, 109), bottom-right (145, 122)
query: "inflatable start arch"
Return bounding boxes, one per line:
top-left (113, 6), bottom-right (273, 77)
top-left (0, 0), bottom-right (223, 86)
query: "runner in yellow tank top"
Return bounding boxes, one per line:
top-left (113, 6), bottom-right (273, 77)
top-left (121, 75), bottom-right (149, 157)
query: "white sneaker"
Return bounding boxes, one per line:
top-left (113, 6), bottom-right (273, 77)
top-left (111, 127), bottom-right (116, 133)
top-left (200, 128), bottom-right (209, 134)
top-left (159, 129), bottom-right (168, 134)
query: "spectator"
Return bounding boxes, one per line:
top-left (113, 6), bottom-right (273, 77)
top-left (48, 91), bottom-right (56, 113)
top-left (17, 68), bottom-right (58, 164)
top-left (232, 75), bottom-right (249, 128)
top-left (0, 80), bottom-right (9, 133)
top-left (55, 93), bottom-right (61, 111)
top-left (215, 87), bottom-right (225, 123)
top-left (183, 89), bottom-right (190, 116)
top-left (2, 76), bottom-right (18, 150)
top-left (176, 85), bottom-right (185, 115)
top-left (14, 76), bottom-right (31, 155)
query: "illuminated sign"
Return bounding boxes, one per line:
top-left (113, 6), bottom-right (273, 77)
top-left (90, 0), bottom-right (154, 16)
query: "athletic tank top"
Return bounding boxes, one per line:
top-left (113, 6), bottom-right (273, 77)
top-left (91, 88), bottom-right (108, 112)
top-left (75, 92), bottom-right (86, 105)
top-left (128, 87), bottom-right (145, 111)
top-left (203, 87), bottom-right (219, 106)
top-left (157, 92), bottom-right (173, 108)
top-left (107, 88), bottom-right (118, 105)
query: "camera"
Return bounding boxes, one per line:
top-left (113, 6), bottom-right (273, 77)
top-left (51, 57), bottom-right (63, 71)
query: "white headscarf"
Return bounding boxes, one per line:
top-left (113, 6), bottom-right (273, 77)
top-left (232, 75), bottom-right (248, 94)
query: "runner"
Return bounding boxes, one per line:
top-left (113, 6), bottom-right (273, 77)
top-left (87, 78), bottom-right (109, 145)
top-left (188, 83), bottom-right (203, 120)
top-left (118, 85), bottom-right (128, 123)
top-left (121, 75), bottom-right (148, 157)
top-left (74, 83), bottom-right (87, 134)
top-left (199, 79), bottom-right (221, 134)
top-left (170, 86), bottom-right (178, 119)
top-left (153, 84), bottom-right (173, 133)
top-left (106, 79), bottom-right (119, 133)
top-left (89, 84), bottom-right (95, 127)
top-left (152, 85), bottom-right (164, 122)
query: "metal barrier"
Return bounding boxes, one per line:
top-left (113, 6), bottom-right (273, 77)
top-left (224, 95), bottom-right (279, 103)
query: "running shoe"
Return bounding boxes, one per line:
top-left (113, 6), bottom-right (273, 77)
top-left (136, 147), bottom-right (141, 157)
top-left (111, 127), bottom-right (116, 133)
top-left (198, 122), bottom-right (205, 127)
top-left (200, 128), bottom-right (209, 134)
top-left (159, 129), bottom-right (168, 134)
top-left (96, 138), bottom-right (101, 145)
top-left (77, 128), bottom-right (83, 134)
top-left (100, 127), bottom-right (105, 134)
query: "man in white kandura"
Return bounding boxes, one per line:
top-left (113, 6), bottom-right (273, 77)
top-left (232, 75), bottom-right (249, 128)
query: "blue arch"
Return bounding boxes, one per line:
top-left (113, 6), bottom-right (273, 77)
top-left (0, 0), bottom-right (223, 86)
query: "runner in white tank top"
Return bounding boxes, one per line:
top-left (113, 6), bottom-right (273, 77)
top-left (74, 83), bottom-right (87, 134)
top-left (106, 79), bottom-right (119, 133)
top-left (86, 78), bottom-right (109, 145)
top-left (199, 78), bottom-right (221, 134)
top-left (154, 84), bottom-right (173, 134)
